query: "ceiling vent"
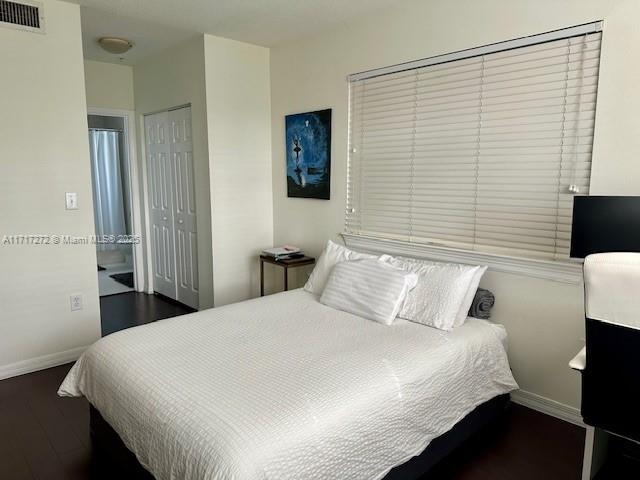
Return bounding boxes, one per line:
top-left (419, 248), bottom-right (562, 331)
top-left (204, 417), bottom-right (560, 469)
top-left (0, 0), bottom-right (44, 33)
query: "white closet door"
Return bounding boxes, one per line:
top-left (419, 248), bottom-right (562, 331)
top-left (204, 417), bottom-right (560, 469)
top-left (145, 111), bottom-right (177, 299)
top-left (170, 107), bottom-right (199, 309)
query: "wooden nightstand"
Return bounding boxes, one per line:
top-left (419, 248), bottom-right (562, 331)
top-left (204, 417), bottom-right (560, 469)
top-left (260, 255), bottom-right (316, 296)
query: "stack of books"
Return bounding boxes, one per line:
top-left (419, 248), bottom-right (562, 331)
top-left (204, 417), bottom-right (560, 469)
top-left (262, 245), bottom-right (302, 261)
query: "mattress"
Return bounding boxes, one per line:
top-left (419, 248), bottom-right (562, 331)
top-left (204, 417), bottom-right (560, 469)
top-left (59, 289), bottom-right (518, 480)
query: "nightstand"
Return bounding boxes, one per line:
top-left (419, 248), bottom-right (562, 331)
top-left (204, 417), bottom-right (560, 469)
top-left (260, 255), bottom-right (315, 296)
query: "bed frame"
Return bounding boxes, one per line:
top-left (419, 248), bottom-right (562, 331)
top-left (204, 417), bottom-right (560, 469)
top-left (89, 393), bottom-right (510, 479)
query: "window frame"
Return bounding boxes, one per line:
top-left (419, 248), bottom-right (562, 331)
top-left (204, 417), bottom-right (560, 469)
top-left (344, 22), bottom-right (603, 281)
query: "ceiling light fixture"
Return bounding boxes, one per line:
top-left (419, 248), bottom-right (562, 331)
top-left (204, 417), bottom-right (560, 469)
top-left (98, 37), bottom-right (134, 55)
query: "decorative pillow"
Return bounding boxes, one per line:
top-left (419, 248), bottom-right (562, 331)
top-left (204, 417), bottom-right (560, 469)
top-left (384, 256), bottom-right (487, 331)
top-left (304, 240), bottom-right (379, 295)
top-left (320, 259), bottom-right (418, 325)
top-left (468, 288), bottom-right (495, 319)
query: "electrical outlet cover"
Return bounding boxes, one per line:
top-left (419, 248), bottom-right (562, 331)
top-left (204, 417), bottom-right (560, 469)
top-left (65, 192), bottom-right (78, 210)
top-left (70, 294), bottom-right (83, 311)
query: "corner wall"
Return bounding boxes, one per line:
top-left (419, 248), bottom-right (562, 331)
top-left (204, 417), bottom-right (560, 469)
top-left (0, 0), bottom-right (101, 377)
top-left (133, 36), bottom-right (215, 309)
top-left (269, 0), bottom-right (640, 410)
top-left (204, 35), bottom-right (273, 305)
top-left (133, 35), bottom-right (273, 308)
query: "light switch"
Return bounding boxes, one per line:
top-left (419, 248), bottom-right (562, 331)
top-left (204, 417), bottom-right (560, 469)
top-left (65, 192), bottom-right (78, 210)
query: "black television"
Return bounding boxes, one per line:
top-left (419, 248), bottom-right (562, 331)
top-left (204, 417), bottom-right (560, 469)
top-left (570, 196), bottom-right (640, 259)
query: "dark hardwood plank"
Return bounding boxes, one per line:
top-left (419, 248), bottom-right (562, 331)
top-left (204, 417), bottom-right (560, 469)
top-left (57, 445), bottom-right (92, 480)
top-left (1, 394), bottom-right (68, 480)
top-left (55, 396), bottom-right (90, 449)
top-left (100, 292), bottom-right (195, 336)
top-left (0, 403), bottom-right (33, 480)
top-left (427, 404), bottom-right (585, 479)
top-left (0, 458), bottom-right (32, 480)
top-left (28, 387), bottom-right (86, 455)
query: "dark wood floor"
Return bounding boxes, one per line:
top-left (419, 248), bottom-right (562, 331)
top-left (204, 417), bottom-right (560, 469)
top-left (428, 403), bottom-right (585, 479)
top-left (100, 292), bottom-right (195, 336)
top-left (0, 292), bottom-right (588, 479)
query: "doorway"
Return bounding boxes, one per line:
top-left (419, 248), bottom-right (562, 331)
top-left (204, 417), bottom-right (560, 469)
top-left (88, 112), bottom-right (139, 297)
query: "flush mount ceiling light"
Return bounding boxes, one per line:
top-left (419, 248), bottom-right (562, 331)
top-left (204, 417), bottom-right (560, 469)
top-left (98, 37), bottom-right (134, 55)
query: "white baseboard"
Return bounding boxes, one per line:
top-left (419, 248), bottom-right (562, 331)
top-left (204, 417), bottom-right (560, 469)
top-left (0, 346), bottom-right (88, 381)
top-left (511, 389), bottom-right (584, 427)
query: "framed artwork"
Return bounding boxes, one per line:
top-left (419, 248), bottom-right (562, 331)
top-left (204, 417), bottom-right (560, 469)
top-left (285, 109), bottom-right (331, 200)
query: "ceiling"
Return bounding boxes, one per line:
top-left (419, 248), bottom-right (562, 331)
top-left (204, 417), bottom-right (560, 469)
top-left (71, 0), bottom-right (402, 65)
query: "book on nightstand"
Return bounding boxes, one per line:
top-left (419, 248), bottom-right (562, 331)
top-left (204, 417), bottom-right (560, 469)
top-left (261, 245), bottom-right (302, 261)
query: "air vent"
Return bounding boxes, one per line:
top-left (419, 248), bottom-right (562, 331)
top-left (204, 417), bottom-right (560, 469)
top-left (0, 0), bottom-right (44, 33)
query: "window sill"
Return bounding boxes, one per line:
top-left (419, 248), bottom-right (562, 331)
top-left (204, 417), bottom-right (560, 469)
top-left (341, 233), bottom-right (584, 285)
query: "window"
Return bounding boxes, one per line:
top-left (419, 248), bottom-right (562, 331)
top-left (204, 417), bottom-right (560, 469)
top-left (346, 23), bottom-right (602, 261)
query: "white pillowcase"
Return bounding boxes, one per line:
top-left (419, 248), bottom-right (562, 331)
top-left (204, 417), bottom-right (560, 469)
top-left (304, 240), bottom-right (379, 295)
top-left (385, 256), bottom-right (487, 331)
top-left (320, 259), bottom-right (418, 325)
top-left (457, 266), bottom-right (487, 324)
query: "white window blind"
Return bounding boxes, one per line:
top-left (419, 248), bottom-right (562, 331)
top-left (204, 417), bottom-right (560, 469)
top-left (346, 26), bottom-right (602, 261)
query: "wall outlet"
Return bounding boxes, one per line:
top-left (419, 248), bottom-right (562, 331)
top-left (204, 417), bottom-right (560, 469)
top-left (70, 294), bottom-right (83, 311)
top-left (65, 192), bottom-right (78, 210)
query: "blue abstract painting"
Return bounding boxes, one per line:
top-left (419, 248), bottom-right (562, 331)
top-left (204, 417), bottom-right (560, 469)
top-left (285, 109), bottom-right (331, 200)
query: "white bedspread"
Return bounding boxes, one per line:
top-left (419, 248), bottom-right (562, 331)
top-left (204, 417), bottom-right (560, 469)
top-left (59, 289), bottom-right (518, 480)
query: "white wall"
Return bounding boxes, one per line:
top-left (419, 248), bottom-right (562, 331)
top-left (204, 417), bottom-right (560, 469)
top-left (134, 36), bottom-right (215, 309)
top-left (84, 60), bottom-right (135, 110)
top-left (133, 35), bottom-right (272, 308)
top-left (270, 0), bottom-right (640, 410)
top-left (0, 0), bottom-right (101, 377)
top-left (204, 35), bottom-right (273, 305)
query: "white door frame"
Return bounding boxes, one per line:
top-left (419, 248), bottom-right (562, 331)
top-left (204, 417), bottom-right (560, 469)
top-left (88, 107), bottom-right (146, 293)
top-left (139, 113), bottom-right (154, 294)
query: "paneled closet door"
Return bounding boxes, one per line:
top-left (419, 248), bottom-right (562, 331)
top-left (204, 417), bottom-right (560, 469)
top-left (170, 107), bottom-right (199, 309)
top-left (144, 111), bottom-right (177, 300)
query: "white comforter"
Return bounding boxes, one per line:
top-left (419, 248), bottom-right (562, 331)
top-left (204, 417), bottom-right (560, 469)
top-left (59, 289), bottom-right (518, 480)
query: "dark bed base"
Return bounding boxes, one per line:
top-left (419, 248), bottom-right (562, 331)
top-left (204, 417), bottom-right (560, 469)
top-left (384, 393), bottom-right (509, 479)
top-left (89, 394), bottom-right (510, 479)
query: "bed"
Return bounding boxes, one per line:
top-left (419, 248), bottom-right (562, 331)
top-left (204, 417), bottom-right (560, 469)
top-left (59, 288), bottom-right (518, 480)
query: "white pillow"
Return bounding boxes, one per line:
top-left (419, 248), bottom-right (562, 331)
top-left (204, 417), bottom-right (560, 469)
top-left (385, 256), bottom-right (487, 331)
top-left (320, 259), bottom-right (418, 325)
top-left (304, 240), bottom-right (379, 295)
top-left (457, 266), bottom-right (487, 324)
top-left (386, 256), bottom-right (487, 327)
